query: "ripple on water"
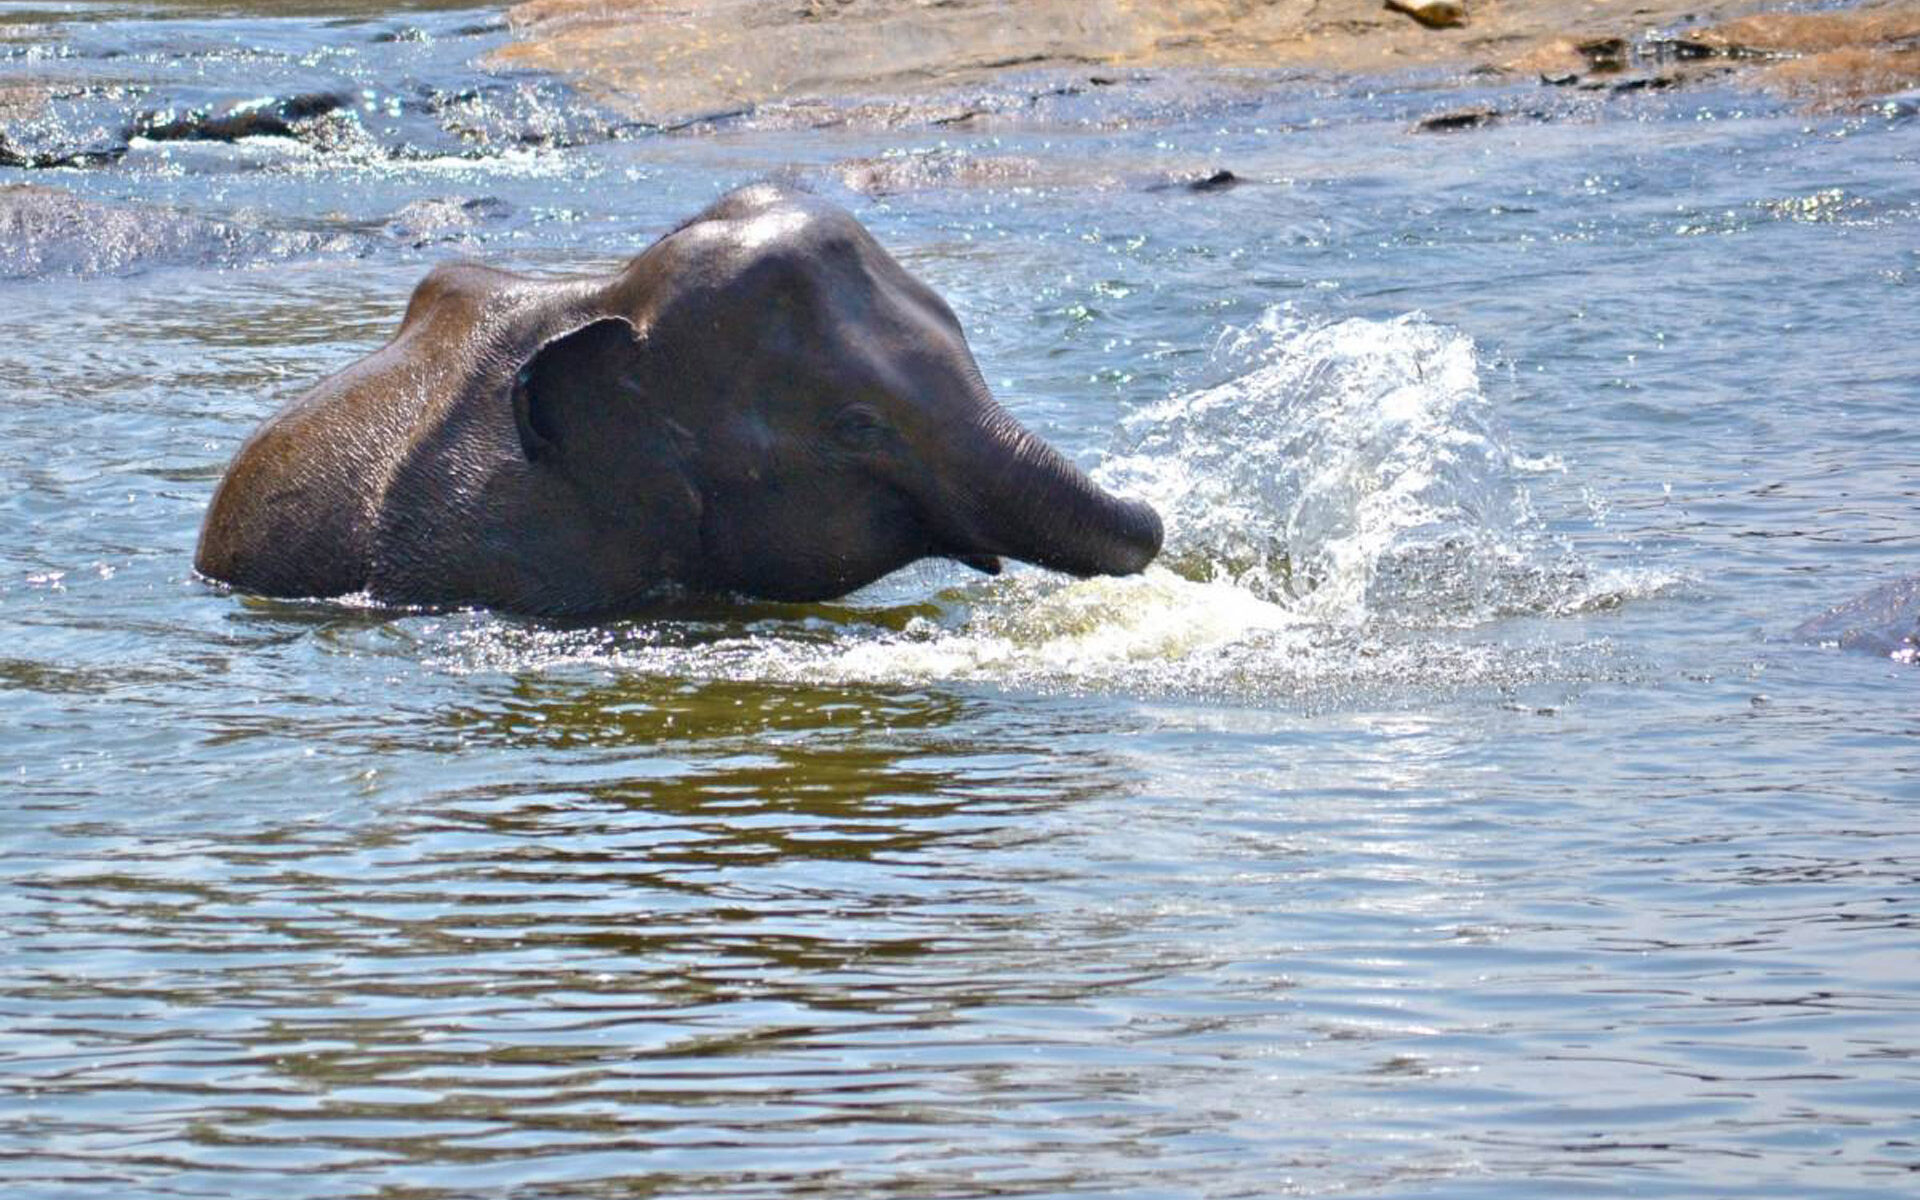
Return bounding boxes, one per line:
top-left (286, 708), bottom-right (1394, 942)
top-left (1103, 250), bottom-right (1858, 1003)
top-left (6, 13), bottom-right (1920, 1199)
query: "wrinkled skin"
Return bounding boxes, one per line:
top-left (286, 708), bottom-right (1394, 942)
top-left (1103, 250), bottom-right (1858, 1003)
top-left (196, 185), bottom-right (1163, 616)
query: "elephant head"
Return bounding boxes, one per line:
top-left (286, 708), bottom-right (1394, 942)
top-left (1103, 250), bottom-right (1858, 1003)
top-left (196, 184), bottom-right (1163, 616)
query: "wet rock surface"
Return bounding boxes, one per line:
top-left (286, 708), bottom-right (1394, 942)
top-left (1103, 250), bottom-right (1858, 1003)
top-left (4, 0), bottom-right (1913, 281)
top-left (823, 150), bottom-right (1247, 198)
top-left (0, 81), bottom-right (141, 169)
top-left (0, 183), bottom-right (368, 277)
top-left (1795, 575), bottom-right (1920, 663)
top-left (1175, 168), bottom-right (1240, 193)
top-left (497, 0), bottom-right (1835, 126)
top-left (1501, 2), bottom-right (1920, 104)
top-left (381, 194), bottom-right (513, 246)
top-left (1415, 106), bottom-right (1501, 132)
top-left (0, 7), bottom-right (636, 176)
top-left (130, 91), bottom-right (351, 143)
top-left (0, 182), bottom-right (524, 277)
top-left (829, 151), bottom-right (1053, 197)
top-left (1699, 8), bottom-right (1920, 104)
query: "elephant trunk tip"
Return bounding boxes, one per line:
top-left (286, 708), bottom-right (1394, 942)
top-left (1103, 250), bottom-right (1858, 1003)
top-left (1038, 493), bottom-right (1164, 580)
top-left (963, 420), bottom-right (1165, 582)
top-left (1099, 496), bottom-right (1165, 577)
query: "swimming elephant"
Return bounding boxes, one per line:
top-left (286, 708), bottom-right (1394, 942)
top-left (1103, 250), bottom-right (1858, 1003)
top-left (196, 184), bottom-right (1163, 615)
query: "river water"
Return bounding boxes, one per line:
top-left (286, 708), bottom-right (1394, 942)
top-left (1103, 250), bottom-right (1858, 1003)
top-left (3, 3), bottom-right (1918, 1197)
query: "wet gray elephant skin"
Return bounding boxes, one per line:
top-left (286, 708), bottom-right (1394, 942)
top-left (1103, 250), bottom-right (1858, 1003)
top-left (196, 185), bottom-right (1163, 616)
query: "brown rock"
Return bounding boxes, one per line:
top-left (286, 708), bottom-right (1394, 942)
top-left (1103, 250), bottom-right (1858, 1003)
top-left (1696, 6), bottom-right (1920, 105)
top-left (1416, 106), bottom-right (1499, 131)
top-left (1755, 46), bottom-right (1920, 104)
top-left (1575, 37), bottom-right (1630, 72)
top-left (1693, 9), bottom-right (1920, 56)
top-left (494, 1), bottom-right (1912, 126)
top-left (1385, 1), bottom-right (1467, 31)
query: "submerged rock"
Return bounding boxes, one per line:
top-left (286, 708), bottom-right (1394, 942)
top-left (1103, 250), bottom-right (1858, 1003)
top-left (1183, 168), bottom-right (1240, 193)
top-left (1141, 168), bottom-right (1242, 193)
top-left (0, 184), bottom-right (365, 278)
top-left (828, 149), bottom-right (1248, 197)
top-left (0, 128), bottom-right (125, 170)
top-left (1608, 74), bottom-right (1681, 94)
top-left (1415, 106), bottom-right (1498, 132)
top-left (0, 81), bottom-right (138, 170)
top-left (1795, 575), bottom-right (1920, 663)
top-left (382, 195), bottom-right (514, 246)
top-left (832, 151), bottom-right (1049, 196)
top-left (129, 92), bottom-right (351, 144)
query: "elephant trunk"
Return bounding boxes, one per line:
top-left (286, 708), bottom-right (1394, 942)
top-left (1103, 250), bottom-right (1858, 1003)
top-left (958, 410), bottom-right (1163, 578)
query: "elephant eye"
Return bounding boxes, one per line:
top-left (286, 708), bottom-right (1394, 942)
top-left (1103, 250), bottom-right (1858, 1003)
top-left (830, 404), bottom-right (890, 450)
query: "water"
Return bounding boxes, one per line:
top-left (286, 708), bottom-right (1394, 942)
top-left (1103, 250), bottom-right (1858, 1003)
top-left (4, 4), bottom-right (1919, 1197)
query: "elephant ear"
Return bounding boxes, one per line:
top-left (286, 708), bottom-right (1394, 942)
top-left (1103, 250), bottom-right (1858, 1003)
top-left (509, 317), bottom-right (639, 463)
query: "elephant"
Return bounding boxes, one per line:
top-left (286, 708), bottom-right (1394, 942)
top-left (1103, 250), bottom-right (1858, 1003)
top-left (195, 184), bottom-right (1163, 616)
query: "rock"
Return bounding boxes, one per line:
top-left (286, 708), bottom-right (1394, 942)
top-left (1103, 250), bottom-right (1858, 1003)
top-left (1416, 106), bottom-right (1498, 132)
top-left (1143, 168), bottom-right (1240, 193)
top-left (830, 150), bottom-right (1048, 196)
top-left (129, 92), bottom-right (350, 143)
top-left (0, 128), bottom-right (126, 170)
top-left (1695, 9), bottom-right (1920, 105)
top-left (1185, 168), bottom-right (1239, 193)
top-left (1645, 37), bottom-right (1725, 63)
top-left (1696, 10), bottom-right (1920, 57)
top-left (0, 82), bottom-right (134, 169)
top-left (382, 196), bottom-right (513, 246)
top-left (1505, 27), bottom-right (1754, 97)
top-left (1505, 37), bottom-right (1595, 81)
top-left (0, 184), bottom-right (366, 278)
top-left (371, 26), bottom-right (431, 45)
top-left (494, 0), bottom-right (1917, 128)
top-left (1384, 1), bottom-right (1466, 31)
top-left (1795, 575), bottom-right (1920, 663)
top-left (1575, 37), bottom-right (1630, 73)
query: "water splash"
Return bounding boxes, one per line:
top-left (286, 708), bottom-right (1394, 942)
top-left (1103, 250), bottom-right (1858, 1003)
top-left (1096, 309), bottom-right (1578, 626)
top-left (429, 309), bottom-right (1667, 698)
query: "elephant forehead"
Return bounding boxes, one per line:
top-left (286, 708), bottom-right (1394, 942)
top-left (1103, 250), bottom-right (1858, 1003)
top-left (730, 203), bottom-right (815, 253)
top-left (652, 197), bottom-right (885, 295)
top-left (608, 188), bottom-right (969, 353)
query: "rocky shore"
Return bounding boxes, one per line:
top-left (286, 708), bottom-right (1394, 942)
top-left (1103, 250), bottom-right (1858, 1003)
top-left (496, 0), bottom-right (1920, 123)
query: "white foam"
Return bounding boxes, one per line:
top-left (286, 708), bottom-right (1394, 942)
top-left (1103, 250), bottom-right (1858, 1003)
top-left (1096, 309), bottom-right (1558, 625)
top-left (824, 567), bottom-right (1304, 686)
